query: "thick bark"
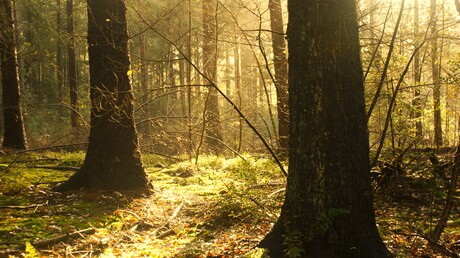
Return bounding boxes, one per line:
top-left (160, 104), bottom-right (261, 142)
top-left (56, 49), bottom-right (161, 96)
top-left (268, 0), bottom-right (289, 156)
top-left (202, 0), bottom-right (223, 153)
top-left (259, 0), bottom-right (389, 256)
top-left (431, 0), bottom-right (443, 148)
top-left (67, 0), bottom-right (78, 128)
top-left (0, 0), bottom-right (28, 150)
top-left (53, 0), bottom-right (149, 192)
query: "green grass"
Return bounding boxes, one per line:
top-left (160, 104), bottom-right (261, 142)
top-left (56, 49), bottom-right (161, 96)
top-left (0, 151), bottom-right (458, 257)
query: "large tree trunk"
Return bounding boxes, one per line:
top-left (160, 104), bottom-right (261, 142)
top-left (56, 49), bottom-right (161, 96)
top-left (0, 0), bottom-right (28, 150)
top-left (259, 0), bottom-right (389, 256)
top-left (268, 0), bottom-right (289, 156)
top-left (54, 0), bottom-right (149, 192)
top-left (67, 0), bottom-right (78, 128)
top-left (202, 0), bottom-right (223, 153)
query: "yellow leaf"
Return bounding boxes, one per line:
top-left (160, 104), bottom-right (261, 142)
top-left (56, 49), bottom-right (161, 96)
top-left (127, 70), bottom-right (133, 76)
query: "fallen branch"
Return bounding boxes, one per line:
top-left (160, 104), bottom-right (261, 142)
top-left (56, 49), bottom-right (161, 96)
top-left (0, 248), bottom-right (22, 256)
top-left (268, 188), bottom-right (285, 198)
top-left (29, 165), bottom-right (80, 171)
top-left (0, 202), bottom-right (48, 210)
top-left (32, 228), bottom-right (96, 248)
top-left (157, 229), bottom-right (175, 239)
top-left (152, 201), bottom-right (185, 236)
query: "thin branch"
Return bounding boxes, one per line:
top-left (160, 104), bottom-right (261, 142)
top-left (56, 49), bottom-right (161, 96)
top-left (133, 7), bottom-right (287, 178)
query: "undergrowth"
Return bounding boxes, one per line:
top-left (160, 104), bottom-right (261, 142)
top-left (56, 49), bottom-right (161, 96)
top-left (0, 151), bottom-right (458, 257)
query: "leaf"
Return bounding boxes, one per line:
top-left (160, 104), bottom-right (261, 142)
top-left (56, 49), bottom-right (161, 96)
top-left (25, 242), bottom-right (40, 258)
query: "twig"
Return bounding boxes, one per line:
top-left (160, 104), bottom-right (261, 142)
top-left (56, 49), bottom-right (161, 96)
top-left (170, 201), bottom-right (184, 221)
top-left (0, 202), bottom-right (48, 210)
top-left (156, 229), bottom-right (175, 239)
top-left (268, 188), bottom-right (285, 198)
top-left (153, 201), bottom-right (185, 236)
top-left (0, 249), bottom-right (22, 256)
top-left (29, 165), bottom-right (80, 171)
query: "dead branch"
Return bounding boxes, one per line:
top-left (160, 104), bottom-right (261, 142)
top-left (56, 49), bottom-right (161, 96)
top-left (29, 165), bottom-right (80, 171)
top-left (156, 229), bottom-right (175, 239)
top-left (0, 202), bottom-right (48, 210)
top-left (0, 248), bottom-right (22, 256)
top-left (32, 228), bottom-right (95, 248)
top-left (152, 201), bottom-right (184, 236)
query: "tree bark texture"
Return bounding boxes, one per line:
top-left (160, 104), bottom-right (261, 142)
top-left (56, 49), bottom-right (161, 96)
top-left (0, 0), bottom-right (28, 150)
top-left (431, 0), bottom-right (443, 148)
top-left (259, 0), bottom-right (389, 257)
top-left (202, 0), bottom-right (223, 153)
top-left (54, 0), bottom-right (149, 191)
top-left (67, 0), bottom-right (79, 128)
top-left (268, 0), bottom-right (289, 156)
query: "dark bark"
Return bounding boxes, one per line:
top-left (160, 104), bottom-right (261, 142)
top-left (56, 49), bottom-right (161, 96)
top-left (430, 141), bottom-right (460, 243)
top-left (431, 0), bottom-right (443, 148)
top-left (67, 0), bottom-right (78, 128)
top-left (259, 0), bottom-right (389, 256)
top-left (0, 0), bottom-right (28, 150)
top-left (53, 0), bottom-right (149, 192)
top-left (268, 0), bottom-right (289, 156)
top-left (202, 0), bottom-right (223, 153)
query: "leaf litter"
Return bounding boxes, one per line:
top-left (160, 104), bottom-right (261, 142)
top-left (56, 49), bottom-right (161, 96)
top-left (0, 152), bottom-right (458, 257)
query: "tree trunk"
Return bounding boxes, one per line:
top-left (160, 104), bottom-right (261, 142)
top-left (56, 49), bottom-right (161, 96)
top-left (56, 0), bottom-right (64, 116)
top-left (233, 28), bottom-right (242, 152)
top-left (268, 0), bottom-right (289, 156)
top-left (413, 0), bottom-right (423, 139)
top-left (259, 0), bottom-right (389, 256)
top-left (53, 0), bottom-right (149, 192)
top-left (431, 0), bottom-right (443, 148)
top-left (139, 28), bottom-right (150, 136)
top-left (0, 0), bottom-right (28, 150)
top-left (202, 0), bottom-right (222, 153)
top-left (67, 0), bottom-right (78, 128)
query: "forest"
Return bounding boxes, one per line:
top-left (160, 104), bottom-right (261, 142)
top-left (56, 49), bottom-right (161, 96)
top-left (0, 0), bottom-right (459, 257)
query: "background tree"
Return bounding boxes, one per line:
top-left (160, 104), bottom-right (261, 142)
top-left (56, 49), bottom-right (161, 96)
top-left (67, 0), bottom-right (78, 128)
top-left (259, 0), bottom-right (389, 256)
top-left (431, 0), bottom-right (443, 148)
top-left (413, 0), bottom-right (423, 139)
top-left (0, 0), bottom-right (28, 150)
top-left (268, 0), bottom-right (288, 155)
top-left (202, 0), bottom-right (223, 153)
top-left (53, 0), bottom-right (149, 191)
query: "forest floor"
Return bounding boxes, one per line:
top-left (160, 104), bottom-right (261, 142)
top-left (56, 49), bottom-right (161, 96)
top-left (0, 150), bottom-right (458, 257)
